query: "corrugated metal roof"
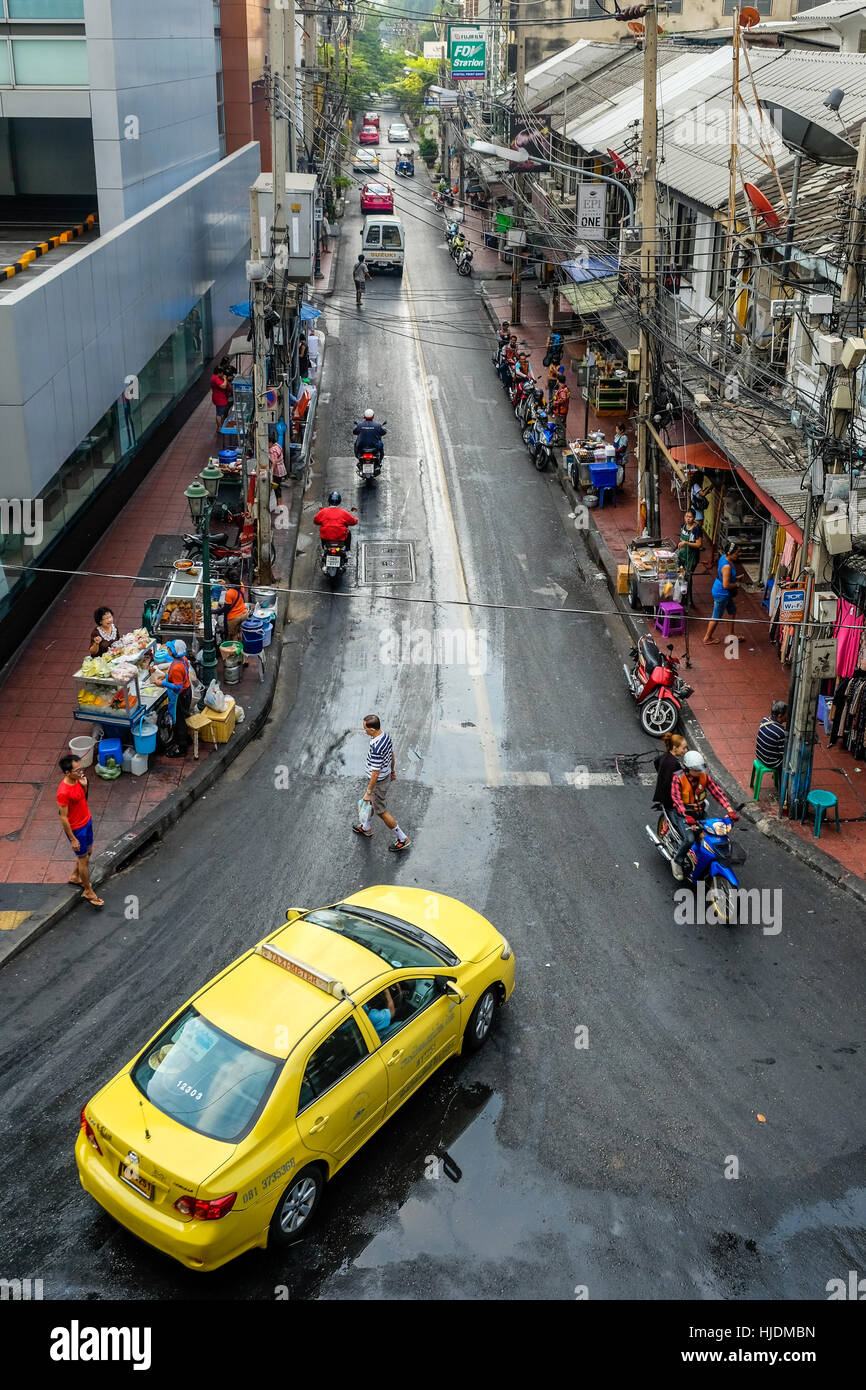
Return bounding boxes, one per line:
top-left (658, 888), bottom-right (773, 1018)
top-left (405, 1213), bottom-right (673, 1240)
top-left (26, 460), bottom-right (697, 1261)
top-left (543, 48), bottom-right (683, 129)
top-left (795, 0), bottom-right (866, 19)
top-left (568, 46), bottom-right (735, 149)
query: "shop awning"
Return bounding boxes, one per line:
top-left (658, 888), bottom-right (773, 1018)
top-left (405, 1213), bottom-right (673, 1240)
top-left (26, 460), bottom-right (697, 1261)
top-left (560, 278), bottom-right (617, 314)
top-left (561, 253), bottom-right (619, 284)
top-left (669, 442), bottom-right (732, 474)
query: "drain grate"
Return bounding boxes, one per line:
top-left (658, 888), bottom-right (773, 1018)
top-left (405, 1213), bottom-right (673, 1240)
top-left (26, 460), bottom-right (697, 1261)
top-left (359, 541), bottom-right (416, 585)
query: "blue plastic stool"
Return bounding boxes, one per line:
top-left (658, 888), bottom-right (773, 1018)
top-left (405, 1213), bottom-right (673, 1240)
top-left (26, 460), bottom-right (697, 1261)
top-left (761, 577), bottom-right (774, 612)
top-left (98, 736), bottom-right (123, 767)
top-left (802, 789), bottom-right (840, 839)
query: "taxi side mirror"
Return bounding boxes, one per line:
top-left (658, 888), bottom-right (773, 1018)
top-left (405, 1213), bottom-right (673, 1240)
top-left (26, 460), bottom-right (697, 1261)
top-left (443, 980), bottom-right (466, 1004)
top-left (285, 908), bottom-right (305, 923)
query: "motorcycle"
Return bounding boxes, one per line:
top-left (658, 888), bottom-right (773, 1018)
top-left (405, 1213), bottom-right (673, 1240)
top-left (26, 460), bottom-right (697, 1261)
top-left (646, 811), bottom-right (745, 926)
top-left (522, 404), bottom-right (559, 472)
top-left (456, 246), bottom-right (473, 277)
top-left (354, 418), bottom-right (386, 484)
top-left (449, 236), bottom-right (467, 262)
top-left (445, 221), bottom-right (459, 246)
top-left (395, 156), bottom-right (414, 178)
top-left (623, 635), bottom-right (692, 737)
top-left (510, 374), bottom-right (537, 419)
top-left (320, 539), bottom-right (349, 584)
top-left (516, 379), bottom-right (543, 427)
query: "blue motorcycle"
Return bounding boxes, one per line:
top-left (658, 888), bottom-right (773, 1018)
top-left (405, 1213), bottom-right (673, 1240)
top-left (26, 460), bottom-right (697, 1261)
top-left (522, 402), bottom-right (559, 472)
top-left (646, 810), bottom-right (745, 925)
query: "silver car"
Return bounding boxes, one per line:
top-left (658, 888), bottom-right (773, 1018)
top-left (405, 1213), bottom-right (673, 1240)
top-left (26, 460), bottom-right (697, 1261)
top-left (388, 123), bottom-right (410, 143)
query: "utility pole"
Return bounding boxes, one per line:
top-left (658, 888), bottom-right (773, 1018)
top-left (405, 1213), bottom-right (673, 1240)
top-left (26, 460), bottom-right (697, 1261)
top-left (511, 0), bottom-right (526, 325)
top-left (781, 121), bottom-right (866, 818)
top-left (302, 5), bottom-right (317, 174)
top-left (635, 5), bottom-right (659, 535)
top-left (250, 188), bottom-right (272, 586)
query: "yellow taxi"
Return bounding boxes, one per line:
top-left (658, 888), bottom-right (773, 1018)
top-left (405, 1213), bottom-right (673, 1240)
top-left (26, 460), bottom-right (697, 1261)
top-left (75, 886), bottom-right (515, 1271)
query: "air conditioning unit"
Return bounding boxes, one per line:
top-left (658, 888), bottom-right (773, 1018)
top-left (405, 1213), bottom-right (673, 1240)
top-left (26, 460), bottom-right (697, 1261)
top-left (808, 292), bottom-right (834, 316)
top-left (556, 193), bottom-right (577, 211)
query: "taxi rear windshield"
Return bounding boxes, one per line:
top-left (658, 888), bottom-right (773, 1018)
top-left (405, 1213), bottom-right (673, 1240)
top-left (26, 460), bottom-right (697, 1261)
top-left (131, 1008), bottom-right (280, 1144)
top-left (306, 908), bottom-right (441, 969)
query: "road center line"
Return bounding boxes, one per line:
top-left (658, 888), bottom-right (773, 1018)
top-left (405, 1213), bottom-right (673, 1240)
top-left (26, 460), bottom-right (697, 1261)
top-left (403, 261), bottom-right (504, 788)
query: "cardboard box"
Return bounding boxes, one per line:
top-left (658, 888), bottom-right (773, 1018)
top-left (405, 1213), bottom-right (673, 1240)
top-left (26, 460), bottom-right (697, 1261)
top-left (617, 564), bottom-right (629, 594)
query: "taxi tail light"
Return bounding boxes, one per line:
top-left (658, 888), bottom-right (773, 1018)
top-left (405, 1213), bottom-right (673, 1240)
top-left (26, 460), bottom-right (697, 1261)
top-left (174, 1192), bottom-right (237, 1221)
top-left (80, 1108), bottom-right (102, 1154)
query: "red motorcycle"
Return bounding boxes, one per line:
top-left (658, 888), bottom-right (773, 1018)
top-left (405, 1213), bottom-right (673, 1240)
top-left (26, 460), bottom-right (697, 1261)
top-left (623, 635), bottom-right (692, 737)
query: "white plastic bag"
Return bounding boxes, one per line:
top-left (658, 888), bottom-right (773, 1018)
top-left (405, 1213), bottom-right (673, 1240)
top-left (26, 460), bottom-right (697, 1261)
top-left (204, 679), bottom-right (227, 713)
top-left (356, 798), bottom-right (372, 828)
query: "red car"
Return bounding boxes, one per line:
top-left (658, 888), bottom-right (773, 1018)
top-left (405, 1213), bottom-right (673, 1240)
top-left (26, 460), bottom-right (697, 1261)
top-left (359, 124), bottom-right (379, 145)
top-left (364, 110), bottom-right (380, 128)
top-left (360, 180), bottom-right (394, 213)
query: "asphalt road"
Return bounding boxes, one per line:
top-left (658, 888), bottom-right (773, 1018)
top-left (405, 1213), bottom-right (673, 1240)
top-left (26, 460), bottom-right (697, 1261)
top-left (1, 132), bottom-right (864, 1303)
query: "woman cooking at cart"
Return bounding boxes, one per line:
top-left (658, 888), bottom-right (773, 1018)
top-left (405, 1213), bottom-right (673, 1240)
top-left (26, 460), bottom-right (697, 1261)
top-left (89, 607), bottom-right (118, 656)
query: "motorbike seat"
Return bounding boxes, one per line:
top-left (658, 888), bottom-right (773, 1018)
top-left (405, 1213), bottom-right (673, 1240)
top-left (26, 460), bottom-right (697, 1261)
top-left (638, 636), bottom-right (663, 672)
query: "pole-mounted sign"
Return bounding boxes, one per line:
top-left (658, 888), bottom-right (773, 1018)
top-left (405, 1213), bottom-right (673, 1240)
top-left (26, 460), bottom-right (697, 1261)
top-left (448, 25), bottom-right (486, 81)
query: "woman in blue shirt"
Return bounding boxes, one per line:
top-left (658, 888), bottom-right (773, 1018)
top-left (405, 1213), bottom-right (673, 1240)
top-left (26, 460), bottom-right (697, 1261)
top-left (703, 543), bottom-right (741, 645)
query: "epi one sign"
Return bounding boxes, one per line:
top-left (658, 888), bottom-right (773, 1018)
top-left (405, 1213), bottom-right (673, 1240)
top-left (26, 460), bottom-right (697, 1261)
top-left (449, 26), bottom-right (486, 81)
top-left (577, 184), bottom-right (607, 241)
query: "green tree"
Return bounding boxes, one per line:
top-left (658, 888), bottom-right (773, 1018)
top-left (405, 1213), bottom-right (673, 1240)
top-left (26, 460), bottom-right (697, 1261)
top-left (390, 56), bottom-right (439, 125)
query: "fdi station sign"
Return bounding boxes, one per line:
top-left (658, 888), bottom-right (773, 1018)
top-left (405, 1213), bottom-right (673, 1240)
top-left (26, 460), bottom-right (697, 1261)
top-left (448, 26), bottom-right (486, 81)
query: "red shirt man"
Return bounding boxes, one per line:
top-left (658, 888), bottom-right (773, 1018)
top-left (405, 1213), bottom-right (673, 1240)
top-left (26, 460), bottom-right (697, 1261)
top-left (57, 755), bottom-right (103, 907)
top-left (313, 504), bottom-right (358, 544)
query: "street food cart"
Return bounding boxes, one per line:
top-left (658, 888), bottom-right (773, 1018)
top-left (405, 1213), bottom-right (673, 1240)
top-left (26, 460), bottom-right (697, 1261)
top-left (625, 537), bottom-right (680, 612)
top-left (72, 634), bottom-right (168, 742)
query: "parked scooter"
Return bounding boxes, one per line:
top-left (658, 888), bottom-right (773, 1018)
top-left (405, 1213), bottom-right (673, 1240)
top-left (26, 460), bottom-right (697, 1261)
top-left (516, 379), bottom-right (543, 426)
top-left (522, 404), bottom-right (559, 472)
top-left (646, 810), bottom-right (744, 925)
top-left (456, 246), bottom-right (473, 277)
top-left (445, 221), bottom-right (459, 246)
top-left (449, 233), bottom-right (467, 262)
top-left (623, 634), bottom-right (692, 737)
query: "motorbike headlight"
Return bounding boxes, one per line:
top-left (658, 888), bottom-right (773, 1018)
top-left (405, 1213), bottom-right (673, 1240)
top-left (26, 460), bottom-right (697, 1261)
top-left (711, 820), bottom-right (729, 835)
top-left (500, 937), bottom-right (513, 960)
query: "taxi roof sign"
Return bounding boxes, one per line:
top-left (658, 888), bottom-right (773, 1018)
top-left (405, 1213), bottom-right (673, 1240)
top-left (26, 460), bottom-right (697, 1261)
top-left (258, 942), bottom-right (347, 998)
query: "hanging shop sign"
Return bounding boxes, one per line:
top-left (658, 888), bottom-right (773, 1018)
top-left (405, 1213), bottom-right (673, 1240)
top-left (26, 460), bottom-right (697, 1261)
top-left (424, 41), bottom-right (446, 59)
top-left (577, 184), bottom-right (607, 241)
top-left (779, 583), bottom-right (807, 623)
top-left (448, 26), bottom-right (487, 81)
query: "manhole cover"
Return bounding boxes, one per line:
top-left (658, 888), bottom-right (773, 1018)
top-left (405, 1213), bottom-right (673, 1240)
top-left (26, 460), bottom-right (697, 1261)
top-left (359, 541), bottom-right (416, 585)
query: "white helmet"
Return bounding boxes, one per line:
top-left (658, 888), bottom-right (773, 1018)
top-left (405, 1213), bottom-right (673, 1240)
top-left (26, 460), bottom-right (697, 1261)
top-left (364, 408), bottom-right (375, 420)
top-left (683, 750), bottom-right (705, 772)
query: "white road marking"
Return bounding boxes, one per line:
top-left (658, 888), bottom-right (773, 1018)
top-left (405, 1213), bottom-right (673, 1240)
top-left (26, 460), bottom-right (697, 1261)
top-left (503, 771), bottom-right (552, 786)
top-left (532, 580), bottom-right (568, 606)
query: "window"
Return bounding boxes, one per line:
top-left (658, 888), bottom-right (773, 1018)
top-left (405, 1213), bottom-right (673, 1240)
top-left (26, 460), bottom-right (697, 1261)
top-left (723, 0), bottom-right (770, 11)
top-left (11, 38), bottom-right (88, 86)
top-left (306, 908), bottom-right (444, 969)
top-left (0, 44), bottom-right (10, 87)
top-left (371, 978), bottom-right (440, 1042)
top-left (364, 226), bottom-right (381, 247)
top-left (7, 0), bottom-right (85, 15)
top-left (132, 1008), bottom-right (281, 1143)
top-left (298, 1018), bottom-right (368, 1112)
top-left (709, 222), bottom-right (726, 302)
top-left (382, 224), bottom-right (402, 249)
top-left (673, 201), bottom-right (698, 270)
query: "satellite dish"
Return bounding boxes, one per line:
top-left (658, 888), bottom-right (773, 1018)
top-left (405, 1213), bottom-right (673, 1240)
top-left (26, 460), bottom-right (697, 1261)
top-left (627, 19), bottom-right (644, 34)
top-left (760, 100), bottom-right (857, 166)
top-left (744, 182), bottom-right (781, 229)
top-left (739, 6), bottom-right (761, 27)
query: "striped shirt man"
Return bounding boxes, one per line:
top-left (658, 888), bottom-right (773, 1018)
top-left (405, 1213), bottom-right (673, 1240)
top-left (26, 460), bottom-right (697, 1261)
top-left (365, 729), bottom-right (393, 782)
top-left (755, 715), bottom-right (786, 770)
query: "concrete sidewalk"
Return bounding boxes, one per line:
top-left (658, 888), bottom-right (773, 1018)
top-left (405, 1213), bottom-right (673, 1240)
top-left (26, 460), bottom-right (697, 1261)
top-left (478, 275), bottom-right (866, 900)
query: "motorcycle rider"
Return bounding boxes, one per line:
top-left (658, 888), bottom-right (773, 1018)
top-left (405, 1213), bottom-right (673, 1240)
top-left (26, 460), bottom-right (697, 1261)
top-left (353, 408), bottom-right (387, 462)
top-left (669, 750), bottom-right (737, 881)
top-left (498, 335), bottom-right (518, 387)
top-left (313, 492), bottom-right (358, 550)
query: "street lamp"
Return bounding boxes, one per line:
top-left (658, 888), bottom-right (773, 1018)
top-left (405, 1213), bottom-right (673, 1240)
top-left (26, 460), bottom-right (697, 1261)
top-left (184, 463), bottom-right (224, 690)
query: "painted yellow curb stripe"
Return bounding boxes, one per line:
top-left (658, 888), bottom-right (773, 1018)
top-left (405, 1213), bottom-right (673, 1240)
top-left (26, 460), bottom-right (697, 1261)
top-left (0, 212), bottom-right (96, 281)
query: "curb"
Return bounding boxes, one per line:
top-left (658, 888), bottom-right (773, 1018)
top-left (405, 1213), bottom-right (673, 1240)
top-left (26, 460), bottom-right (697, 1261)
top-left (479, 287), bottom-right (866, 906)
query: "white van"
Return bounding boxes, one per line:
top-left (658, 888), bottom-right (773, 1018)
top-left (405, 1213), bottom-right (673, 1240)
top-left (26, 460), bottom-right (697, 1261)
top-left (360, 215), bottom-right (405, 275)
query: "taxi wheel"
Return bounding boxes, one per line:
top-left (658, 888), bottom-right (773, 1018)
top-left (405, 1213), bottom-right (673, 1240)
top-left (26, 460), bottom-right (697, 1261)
top-left (464, 987), bottom-right (497, 1053)
top-left (268, 1166), bottom-right (324, 1245)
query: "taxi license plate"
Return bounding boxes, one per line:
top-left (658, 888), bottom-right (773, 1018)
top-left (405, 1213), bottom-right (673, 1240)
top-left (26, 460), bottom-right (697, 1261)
top-left (119, 1163), bottom-right (154, 1200)
top-left (363, 464), bottom-right (374, 476)
top-left (326, 555), bottom-right (341, 569)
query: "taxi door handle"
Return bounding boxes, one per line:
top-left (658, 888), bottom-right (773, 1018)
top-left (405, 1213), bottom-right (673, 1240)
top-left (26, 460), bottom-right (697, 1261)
top-left (309, 1115), bottom-right (329, 1133)
top-left (386, 1049), bottom-right (404, 1066)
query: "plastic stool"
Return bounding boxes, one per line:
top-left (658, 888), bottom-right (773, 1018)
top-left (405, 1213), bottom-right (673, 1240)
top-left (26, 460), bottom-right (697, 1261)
top-left (761, 577), bottom-right (774, 613)
top-left (98, 737), bottom-right (123, 767)
top-left (803, 789), bottom-right (840, 839)
top-left (750, 758), bottom-right (781, 801)
top-left (597, 483), bottom-right (617, 508)
top-left (654, 601), bottom-right (685, 638)
top-left (185, 711), bottom-right (212, 760)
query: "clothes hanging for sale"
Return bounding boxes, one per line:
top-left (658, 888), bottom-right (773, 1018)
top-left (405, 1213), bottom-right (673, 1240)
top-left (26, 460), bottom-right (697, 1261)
top-left (842, 669), bottom-right (866, 758)
top-left (781, 532), bottom-right (797, 569)
top-left (834, 599), bottom-right (864, 680)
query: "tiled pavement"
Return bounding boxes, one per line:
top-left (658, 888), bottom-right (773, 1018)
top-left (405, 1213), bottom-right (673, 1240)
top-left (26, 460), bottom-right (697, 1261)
top-left (0, 390), bottom-right (295, 889)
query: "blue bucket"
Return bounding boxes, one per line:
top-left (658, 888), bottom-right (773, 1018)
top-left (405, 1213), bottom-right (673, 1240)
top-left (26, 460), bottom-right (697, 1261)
top-left (133, 720), bottom-right (158, 755)
top-left (241, 618), bottom-right (264, 655)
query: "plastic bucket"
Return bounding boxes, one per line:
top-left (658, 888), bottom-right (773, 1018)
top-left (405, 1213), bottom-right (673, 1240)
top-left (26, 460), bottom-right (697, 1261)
top-left (241, 618), bottom-right (264, 655)
top-left (133, 720), bottom-right (158, 755)
top-left (69, 736), bottom-right (95, 768)
top-left (218, 449), bottom-right (238, 464)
